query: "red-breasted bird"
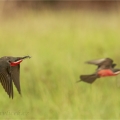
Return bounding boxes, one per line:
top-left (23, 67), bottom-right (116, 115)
top-left (0, 56), bottom-right (30, 98)
top-left (77, 58), bottom-right (120, 84)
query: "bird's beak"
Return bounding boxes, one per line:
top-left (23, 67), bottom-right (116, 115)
top-left (114, 71), bottom-right (120, 75)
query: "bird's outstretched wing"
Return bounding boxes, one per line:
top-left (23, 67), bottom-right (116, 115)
top-left (0, 70), bottom-right (13, 98)
top-left (11, 64), bottom-right (21, 95)
top-left (86, 58), bottom-right (113, 65)
top-left (86, 58), bottom-right (114, 69)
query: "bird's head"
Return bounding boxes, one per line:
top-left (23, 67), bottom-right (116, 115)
top-left (113, 69), bottom-right (120, 75)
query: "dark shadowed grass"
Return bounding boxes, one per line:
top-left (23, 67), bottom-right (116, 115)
top-left (0, 9), bottom-right (120, 119)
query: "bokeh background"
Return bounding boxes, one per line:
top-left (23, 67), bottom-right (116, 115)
top-left (0, 1), bottom-right (120, 119)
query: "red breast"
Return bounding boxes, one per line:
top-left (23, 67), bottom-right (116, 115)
top-left (10, 60), bottom-right (23, 66)
top-left (98, 69), bottom-right (116, 77)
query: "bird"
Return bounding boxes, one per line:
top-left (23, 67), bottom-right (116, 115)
top-left (0, 56), bottom-right (31, 98)
top-left (77, 58), bottom-right (120, 84)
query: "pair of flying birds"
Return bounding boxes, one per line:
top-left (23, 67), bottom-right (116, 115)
top-left (0, 56), bottom-right (118, 98)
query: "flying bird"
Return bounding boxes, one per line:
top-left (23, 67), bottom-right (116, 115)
top-left (0, 56), bottom-right (30, 98)
top-left (77, 58), bottom-right (120, 84)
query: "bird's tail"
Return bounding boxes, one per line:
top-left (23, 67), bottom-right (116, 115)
top-left (13, 56), bottom-right (31, 63)
top-left (77, 74), bottom-right (98, 84)
top-left (21, 56), bottom-right (31, 59)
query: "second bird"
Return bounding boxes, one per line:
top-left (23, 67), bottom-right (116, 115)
top-left (0, 56), bottom-right (31, 98)
top-left (78, 58), bottom-right (120, 84)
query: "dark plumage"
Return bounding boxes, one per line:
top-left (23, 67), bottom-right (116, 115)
top-left (0, 56), bottom-right (30, 98)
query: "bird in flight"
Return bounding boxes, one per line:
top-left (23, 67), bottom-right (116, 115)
top-left (0, 56), bottom-right (31, 98)
top-left (77, 58), bottom-right (120, 84)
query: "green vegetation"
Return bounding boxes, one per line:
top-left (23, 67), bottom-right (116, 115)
top-left (0, 9), bottom-right (120, 119)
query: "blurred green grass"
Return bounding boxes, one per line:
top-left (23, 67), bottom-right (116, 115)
top-left (0, 9), bottom-right (120, 119)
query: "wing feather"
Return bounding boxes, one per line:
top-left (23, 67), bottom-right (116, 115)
top-left (86, 58), bottom-right (114, 69)
top-left (11, 65), bottom-right (21, 94)
top-left (86, 58), bottom-right (107, 65)
top-left (0, 71), bottom-right (13, 98)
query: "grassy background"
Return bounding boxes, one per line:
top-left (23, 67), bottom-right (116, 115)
top-left (0, 9), bottom-right (120, 119)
